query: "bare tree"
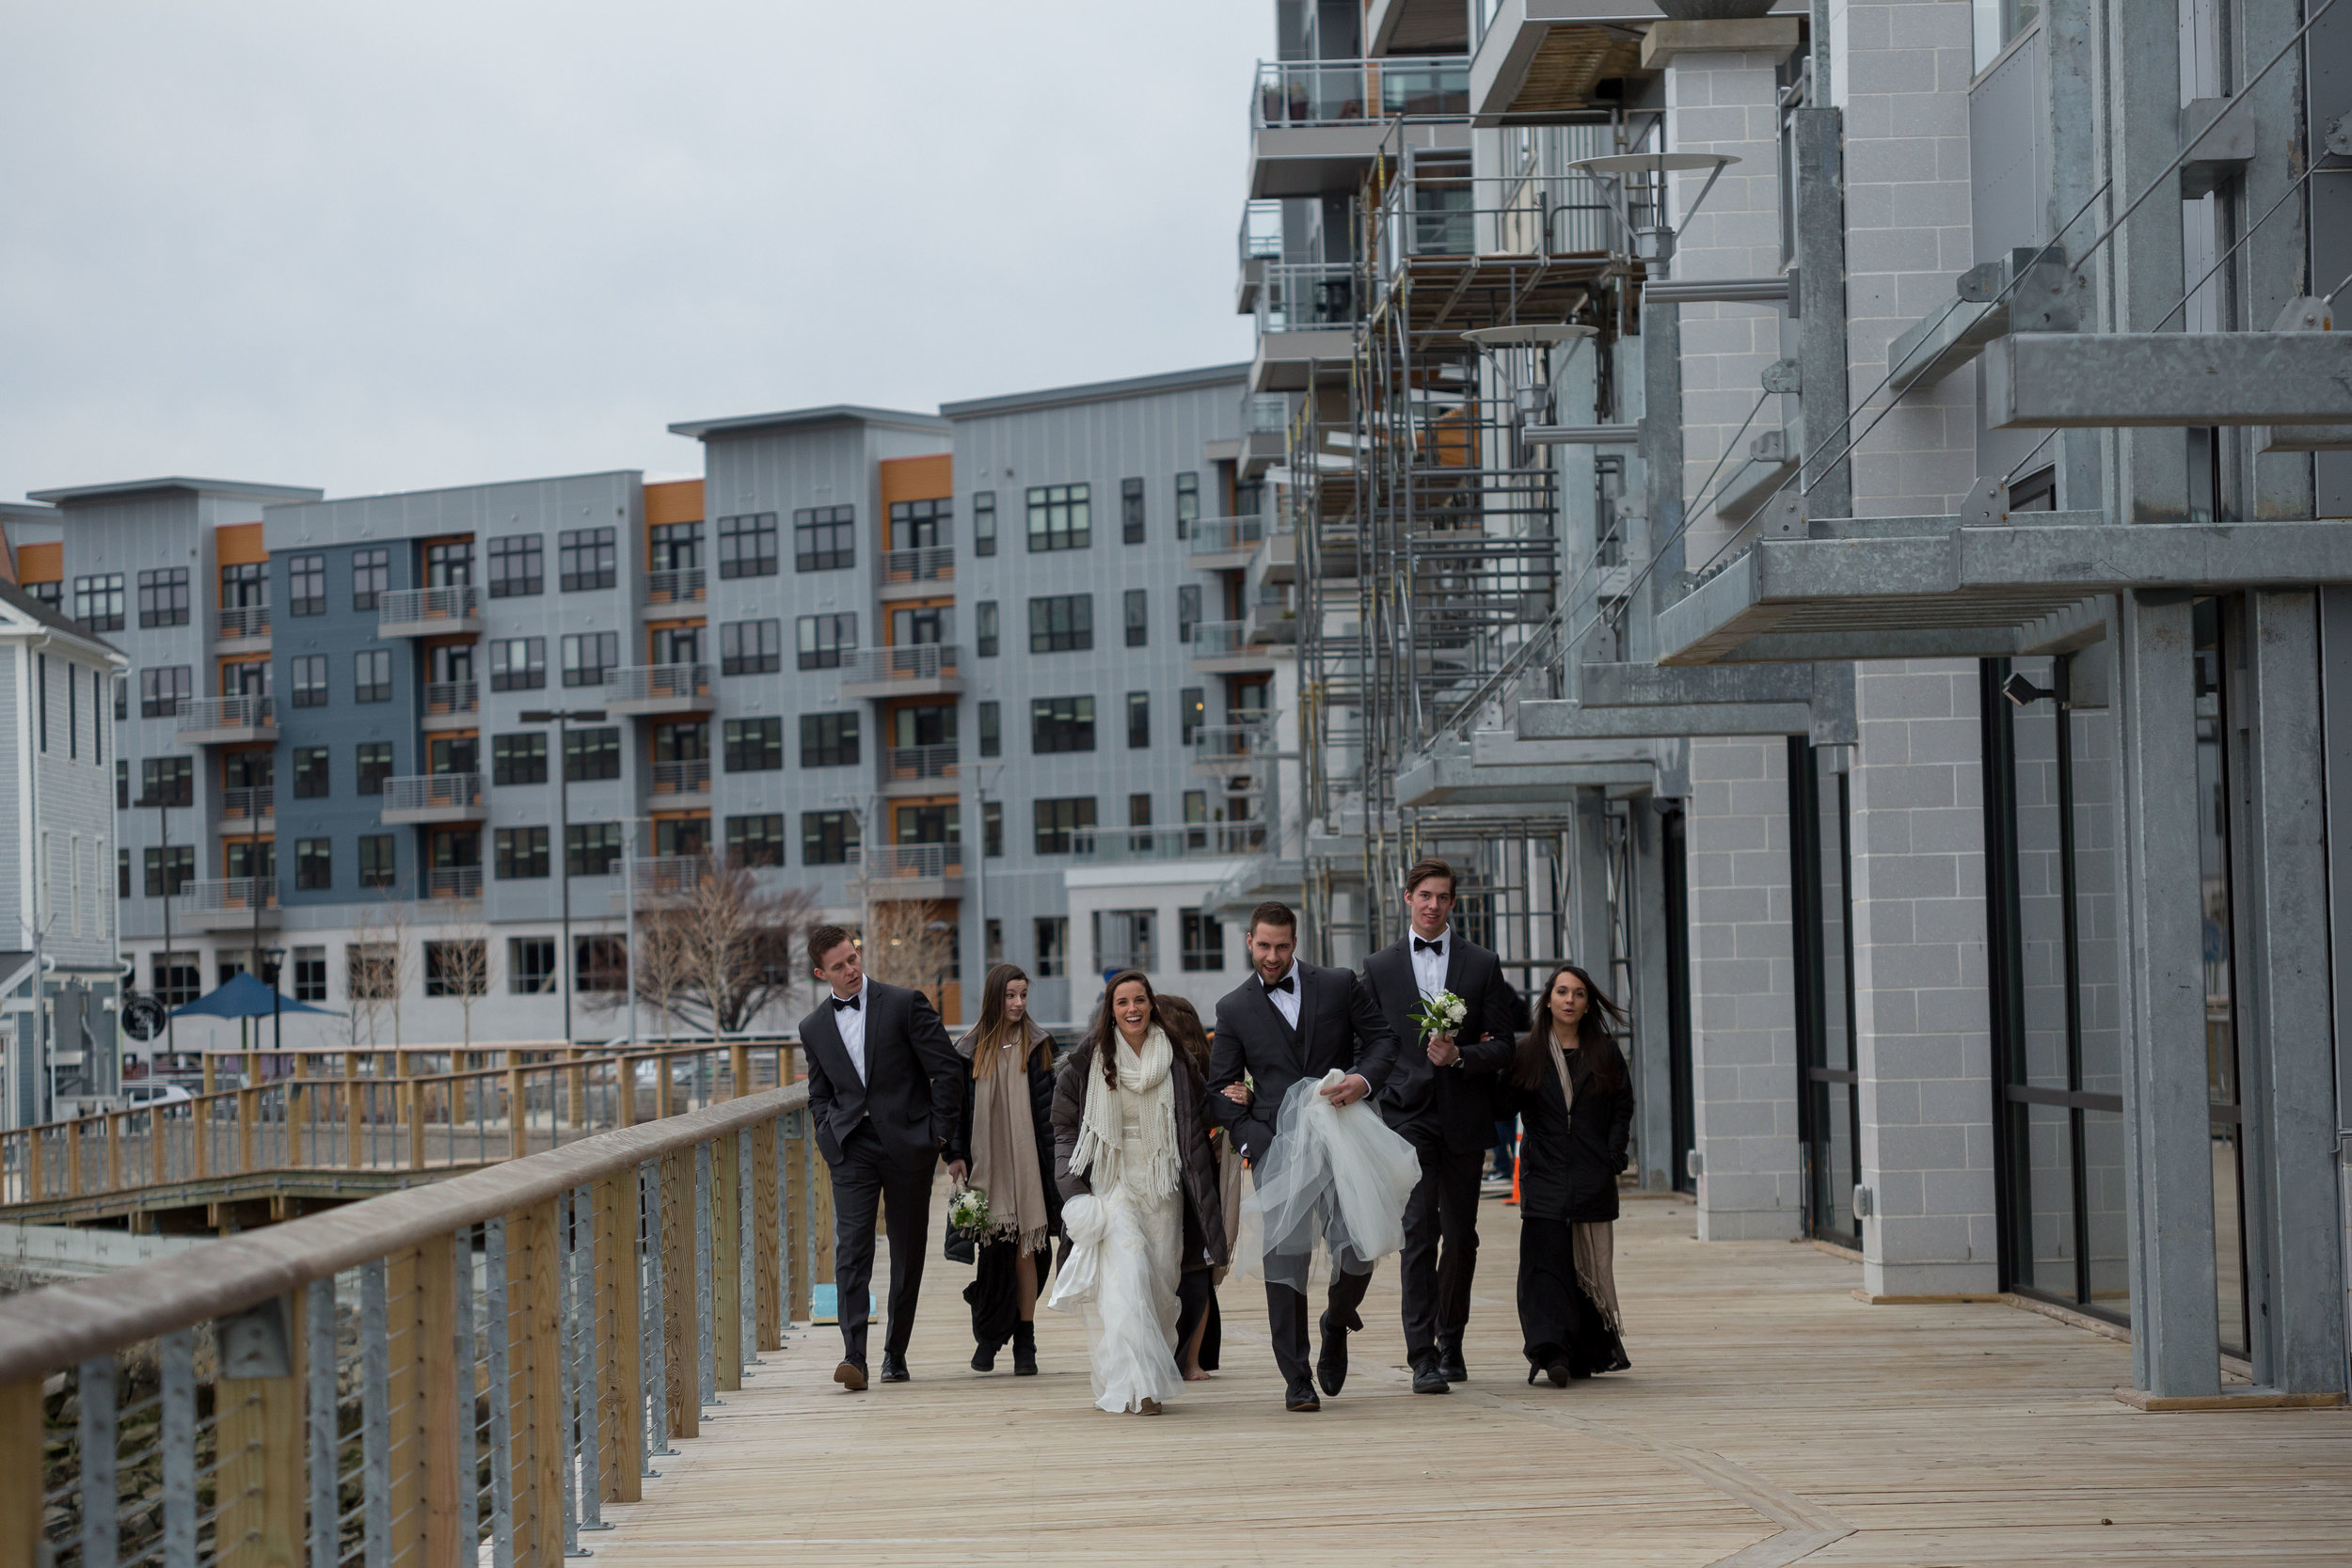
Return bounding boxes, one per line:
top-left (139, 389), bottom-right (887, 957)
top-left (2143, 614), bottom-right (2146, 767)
top-left (863, 897), bottom-right (958, 1017)
top-left (346, 900), bottom-right (392, 1053)
top-left (616, 858), bottom-right (816, 1038)
top-left (427, 905), bottom-right (494, 1050)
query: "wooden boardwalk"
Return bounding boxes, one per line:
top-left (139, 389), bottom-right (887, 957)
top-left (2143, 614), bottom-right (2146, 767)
top-left (592, 1189), bottom-right (2352, 1566)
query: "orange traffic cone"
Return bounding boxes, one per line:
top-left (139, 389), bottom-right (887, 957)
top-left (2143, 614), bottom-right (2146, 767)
top-left (1504, 1129), bottom-right (1521, 1206)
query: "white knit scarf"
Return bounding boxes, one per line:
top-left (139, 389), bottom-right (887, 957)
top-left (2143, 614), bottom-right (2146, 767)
top-left (1071, 1025), bottom-right (1182, 1200)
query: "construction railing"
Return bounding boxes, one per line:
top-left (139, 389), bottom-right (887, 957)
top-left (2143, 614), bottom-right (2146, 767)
top-left (0, 1079), bottom-right (833, 1568)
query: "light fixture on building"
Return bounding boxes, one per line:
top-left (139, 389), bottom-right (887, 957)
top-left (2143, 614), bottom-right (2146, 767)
top-left (1569, 150), bottom-right (1740, 273)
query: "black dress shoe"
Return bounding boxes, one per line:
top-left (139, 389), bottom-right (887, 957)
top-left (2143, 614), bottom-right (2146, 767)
top-left (879, 1352), bottom-right (911, 1383)
top-left (1315, 1312), bottom-right (1351, 1397)
top-left (834, 1359), bottom-right (868, 1392)
top-left (1285, 1379), bottom-right (1322, 1412)
top-left (1438, 1344), bottom-right (1468, 1384)
top-left (1411, 1359), bottom-right (1452, 1395)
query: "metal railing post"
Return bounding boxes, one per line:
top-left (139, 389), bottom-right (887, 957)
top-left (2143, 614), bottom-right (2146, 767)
top-left (77, 1355), bottom-right (116, 1568)
top-left (556, 1192), bottom-right (581, 1558)
top-left (360, 1260), bottom-right (391, 1568)
top-left (573, 1183), bottom-right (607, 1533)
top-left (485, 1218), bottom-right (515, 1568)
top-left (693, 1142), bottom-right (716, 1407)
top-left (160, 1330), bottom-right (194, 1568)
top-left (306, 1278), bottom-right (337, 1568)
top-left (453, 1232), bottom-right (479, 1563)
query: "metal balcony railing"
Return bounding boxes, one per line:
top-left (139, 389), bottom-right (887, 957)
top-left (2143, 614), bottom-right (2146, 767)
top-left (652, 758), bottom-right (711, 796)
top-left (381, 773), bottom-right (485, 815)
top-left (644, 567), bottom-right (707, 606)
top-left (1193, 719), bottom-right (1278, 766)
top-left (427, 865), bottom-right (483, 900)
top-left (1238, 199), bottom-right (1283, 265)
top-left (1192, 620), bottom-right (1250, 657)
top-left (881, 546), bottom-right (954, 585)
top-left (632, 856), bottom-right (705, 898)
top-left (858, 843), bottom-right (964, 880)
top-left (1371, 155), bottom-right (1629, 286)
top-left (182, 877), bottom-right (276, 915)
top-left (884, 744), bottom-right (959, 784)
top-left (217, 786), bottom-right (274, 823)
top-left (1189, 517), bottom-right (1269, 557)
top-left (424, 679), bottom-right (479, 716)
top-left (378, 584), bottom-right (481, 630)
top-left (840, 645), bottom-right (961, 686)
top-left (1244, 394), bottom-right (1291, 435)
top-left (1252, 56), bottom-right (1470, 127)
top-left (604, 663), bottom-right (712, 705)
top-left (176, 695), bottom-right (274, 735)
top-left (1071, 823), bottom-right (1269, 863)
top-left (1258, 261), bottom-right (1360, 332)
top-left (215, 604), bottom-right (269, 641)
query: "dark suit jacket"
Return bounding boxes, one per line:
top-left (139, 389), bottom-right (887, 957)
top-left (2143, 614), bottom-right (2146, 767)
top-left (1508, 1044), bottom-right (1634, 1223)
top-left (798, 980), bottom-right (961, 1168)
top-left (1359, 932), bottom-right (1521, 1153)
top-left (1206, 961), bottom-right (1399, 1163)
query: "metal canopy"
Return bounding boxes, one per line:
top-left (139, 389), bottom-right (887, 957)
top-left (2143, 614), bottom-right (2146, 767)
top-left (1656, 516), bottom-right (2352, 667)
top-left (1395, 732), bottom-right (1659, 808)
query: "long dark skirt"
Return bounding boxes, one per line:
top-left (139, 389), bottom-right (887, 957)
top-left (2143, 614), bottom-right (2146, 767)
top-left (1174, 1270), bottom-right (1220, 1373)
top-left (1517, 1214), bottom-right (1629, 1376)
top-left (963, 1236), bottom-right (1038, 1347)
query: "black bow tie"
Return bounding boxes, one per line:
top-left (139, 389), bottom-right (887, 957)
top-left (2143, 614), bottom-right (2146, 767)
top-left (1263, 974), bottom-right (1295, 995)
top-left (830, 993), bottom-right (861, 1012)
top-left (1414, 938), bottom-right (1443, 954)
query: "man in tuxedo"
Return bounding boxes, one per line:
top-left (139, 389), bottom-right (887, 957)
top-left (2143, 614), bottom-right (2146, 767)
top-left (1359, 858), bottom-right (1522, 1393)
top-left (1208, 900), bottom-right (1399, 1411)
top-left (799, 924), bottom-right (961, 1391)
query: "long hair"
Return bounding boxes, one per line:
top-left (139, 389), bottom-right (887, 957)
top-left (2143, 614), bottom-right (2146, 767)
top-left (1156, 993), bottom-right (1212, 1077)
top-left (1514, 961), bottom-right (1629, 1096)
top-left (1085, 969), bottom-right (1161, 1086)
top-left (969, 962), bottom-right (1044, 1077)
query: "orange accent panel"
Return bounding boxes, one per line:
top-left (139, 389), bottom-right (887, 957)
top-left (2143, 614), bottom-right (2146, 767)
top-left (649, 810), bottom-right (708, 824)
top-left (643, 618), bottom-right (706, 633)
top-left (16, 542), bottom-right (61, 584)
top-left (878, 454), bottom-right (952, 507)
top-left (885, 796), bottom-right (959, 827)
top-left (644, 480), bottom-right (704, 529)
top-left (215, 523), bottom-right (267, 566)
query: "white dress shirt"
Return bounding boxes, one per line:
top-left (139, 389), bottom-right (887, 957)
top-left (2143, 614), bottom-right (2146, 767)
top-left (1263, 959), bottom-right (1303, 1030)
top-left (830, 980), bottom-right (868, 1084)
top-left (1409, 929), bottom-right (1450, 1001)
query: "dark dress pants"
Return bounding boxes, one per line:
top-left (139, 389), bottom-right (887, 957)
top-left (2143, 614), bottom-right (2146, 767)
top-left (1267, 1251), bottom-right (1375, 1387)
top-left (1399, 1144), bottom-right (1487, 1362)
top-left (830, 1123), bottom-right (937, 1364)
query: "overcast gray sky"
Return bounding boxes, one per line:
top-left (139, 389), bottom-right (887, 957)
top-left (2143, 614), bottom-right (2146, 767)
top-left (0, 1), bottom-right (1270, 503)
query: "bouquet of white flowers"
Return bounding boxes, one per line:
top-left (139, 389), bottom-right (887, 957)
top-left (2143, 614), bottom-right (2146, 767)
top-left (948, 1184), bottom-right (994, 1237)
top-left (1410, 990), bottom-right (1469, 1042)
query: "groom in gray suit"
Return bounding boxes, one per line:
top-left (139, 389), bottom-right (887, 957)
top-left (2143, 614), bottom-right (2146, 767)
top-left (1207, 901), bottom-right (1398, 1411)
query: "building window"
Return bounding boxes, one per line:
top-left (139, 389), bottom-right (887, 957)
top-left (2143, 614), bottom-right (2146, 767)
top-left (293, 946), bottom-right (327, 1002)
top-left (114, 673), bottom-right (126, 722)
top-left (726, 813), bottom-right (786, 868)
top-left (795, 613), bottom-right (857, 671)
top-left (985, 918), bottom-right (1004, 964)
top-left (1030, 695), bottom-right (1096, 754)
top-left (487, 534), bottom-right (543, 597)
top-left (972, 600), bottom-right (999, 658)
top-left (566, 823), bottom-right (622, 877)
top-left (1129, 794), bottom-right (1153, 834)
top-left (654, 816), bottom-right (708, 862)
top-left (495, 826), bottom-right (549, 879)
top-left (491, 732), bottom-right (547, 785)
top-left (1181, 687), bottom-right (1205, 745)
top-left (143, 846), bottom-right (195, 897)
top-left (1124, 589), bottom-right (1148, 647)
top-left (972, 800), bottom-right (998, 859)
top-left (138, 666), bottom-right (192, 720)
top-left (723, 717), bottom-right (784, 772)
top-left (292, 747), bottom-right (330, 799)
top-left (1025, 483), bottom-right (1090, 552)
top-left (356, 743), bottom-right (394, 796)
top-left (1181, 909), bottom-right (1225, 971)
top-left (74, 574), bottom-right (125, 631)
top-left (149, 952), bottom-right (198, 1007)
top-left (423, 541), bottom-right (471, 586)
top-left (348, 943), bottom-right (398, 1000)
top-left (889, 496), bottom-right (950, 547)
top-left (358, 834), bottom-right (397, 889)
top-left (1095, 909), bottom-right (1156, 972)
top-left (138, 756), bottom-right (193, 808)
top-left (137, 568), bottom-right (190, 628)
top-left (290, 655), bottom-right (328, 708)
top-left (973, 491), bottom-right (997, 556)
top-left (1127, 692), bottom-right (1151, 749)
top-left (352, 547), bottom-right (389, 610)
top-left (559, 527), bottom-right (616, 592)
top-left (25, 580), bottom-right (59, 611)
top-left (294, 838), bottom-right (332, 891)
top-left (650, 521), bottom-right (700, 570)
top-left (801, 711), bottom-right (860, 768)
top-left (288, 555), bottom-right (326, 616)
top-left (116, 760), bottom-right (129, 810)
top-left (801, 810), bottom-right (859, 865)
top-left (714, 512), bottom-right (780, 578)
top-left (977, 701), bottom-right (1001, 758)
top-left (423, 941), bottom-right (488, 998)
top-left (562, 631), bottom-right (618, 688)
top-left (1035, 916), bottom-right (1070, 977)
top-left (355, 648), bottom-right (392, 704)
top-left (722, 618), bottom-right (782, 675)
top-left (1028, 594), bottom-right (1092, 653)
top-left (564, 726), bottom-right (621, 782)
top-left (1033, 796), bottom-right (1096, 854)
top-left (792, 507), bottom-right (854, 573)
top-left (1121, 477), bottom-right (1145, 544)
top-left (488, 637), bottom-right (547, 691)
top-left (508, 937), bottom-right (558, 995)
top-left (1175, 472), bottom-right (1200, 540)
top-left (575, 936), bottom-right (627, 992)
top-left (1177, 584), bottom-right (1200, 643)
top-left (890, 605), bottom-right (951, 648)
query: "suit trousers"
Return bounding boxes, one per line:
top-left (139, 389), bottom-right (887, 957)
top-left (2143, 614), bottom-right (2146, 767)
top-left (1266, 1259), bottom-right (1375, 1388)
top-left (830, 1122), bottom-right (937, 1364)
top-left (1398, 1144), bottom-right (1487, 1361)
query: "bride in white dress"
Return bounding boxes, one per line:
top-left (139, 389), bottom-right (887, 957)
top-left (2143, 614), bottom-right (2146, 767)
top-left (1048, 971), bottom-right (1228, 1415)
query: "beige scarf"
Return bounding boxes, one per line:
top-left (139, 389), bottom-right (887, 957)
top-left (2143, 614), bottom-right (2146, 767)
top-left (1072, 1025), bottom-right (1181, 1201)
top-left (1548, 1036), bottom-right (1625, 1334)
top-left (957, 1019), bottom-right (1053, 1255)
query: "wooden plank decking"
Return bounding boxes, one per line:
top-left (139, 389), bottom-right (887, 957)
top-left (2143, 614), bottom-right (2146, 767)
top-left (592, 1188), bottom-right (2352, 1566)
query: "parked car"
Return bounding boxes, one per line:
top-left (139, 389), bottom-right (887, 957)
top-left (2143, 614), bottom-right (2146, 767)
top-left (118, 1080), bottom-right (194, 1109)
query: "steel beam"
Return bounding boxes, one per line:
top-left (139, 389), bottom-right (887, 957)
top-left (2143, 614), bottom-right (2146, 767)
top-left (1518, 699), bottom-right (1819, 739)
top-left (1985, 331), bottom-right (2352, 429)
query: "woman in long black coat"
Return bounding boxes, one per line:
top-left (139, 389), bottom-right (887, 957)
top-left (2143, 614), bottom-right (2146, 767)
top-left (1508, 960), bottom-right (1634, 1386)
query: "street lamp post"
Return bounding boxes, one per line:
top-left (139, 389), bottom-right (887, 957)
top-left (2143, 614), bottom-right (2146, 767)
top-left (134, 787), bottom-right (180, 1071)
top-left (521, 707), bottom-right (604, 1046)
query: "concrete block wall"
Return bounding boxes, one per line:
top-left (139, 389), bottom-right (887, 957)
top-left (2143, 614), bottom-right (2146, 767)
top-left (1685, 734), bottom-right (1803, 1239)
top-left (1847, 657), bottom-right (1999, 1296)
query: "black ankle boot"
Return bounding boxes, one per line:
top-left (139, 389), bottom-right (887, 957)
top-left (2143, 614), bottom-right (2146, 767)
top-left (1012, 1321), bottom-right (1039, 1376)
top-left (971, 1338), bottom-right (999, 1372)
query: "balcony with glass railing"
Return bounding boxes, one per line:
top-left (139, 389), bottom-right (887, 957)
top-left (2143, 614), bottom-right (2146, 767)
top-left (1236, 200), bottom-right (1284, 311)
top-left (1069, 823), bottom-right (1269, 864)
top-left (378, 585), bottom-right (482, 638)
top-left (1253, 57), bottom-right (1470, 127)
top-left (1188, 516), bottom-right (1270, 569)
top-left (1190, 620), bottom-right (1276, 667)
top-left (602, 663), bottom-right (712, 717)
top-left (181, 877), bottom-right (278, 930)
top-left (1191, 717), bottom-right (1279, 774)
top-left (381, 772), bottom-right (485, 825)
top-left (176, 695), bottom-right (276, 744)
top-left (839, 644), bottom-right (963, 700)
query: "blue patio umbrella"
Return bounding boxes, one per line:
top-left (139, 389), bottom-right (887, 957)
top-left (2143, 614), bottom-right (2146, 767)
top-left (170, 972), bottom-right (342, 1021)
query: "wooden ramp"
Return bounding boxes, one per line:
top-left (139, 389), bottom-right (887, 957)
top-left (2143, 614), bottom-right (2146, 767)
top-left (592, 1190), bottom-right (2352, 1567)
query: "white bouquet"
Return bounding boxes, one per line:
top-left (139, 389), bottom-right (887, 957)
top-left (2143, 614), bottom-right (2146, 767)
top-left (1410, 990), bottom-right (1469, 1042)
top-left (947, 1184), bottom-right (994, 1237)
